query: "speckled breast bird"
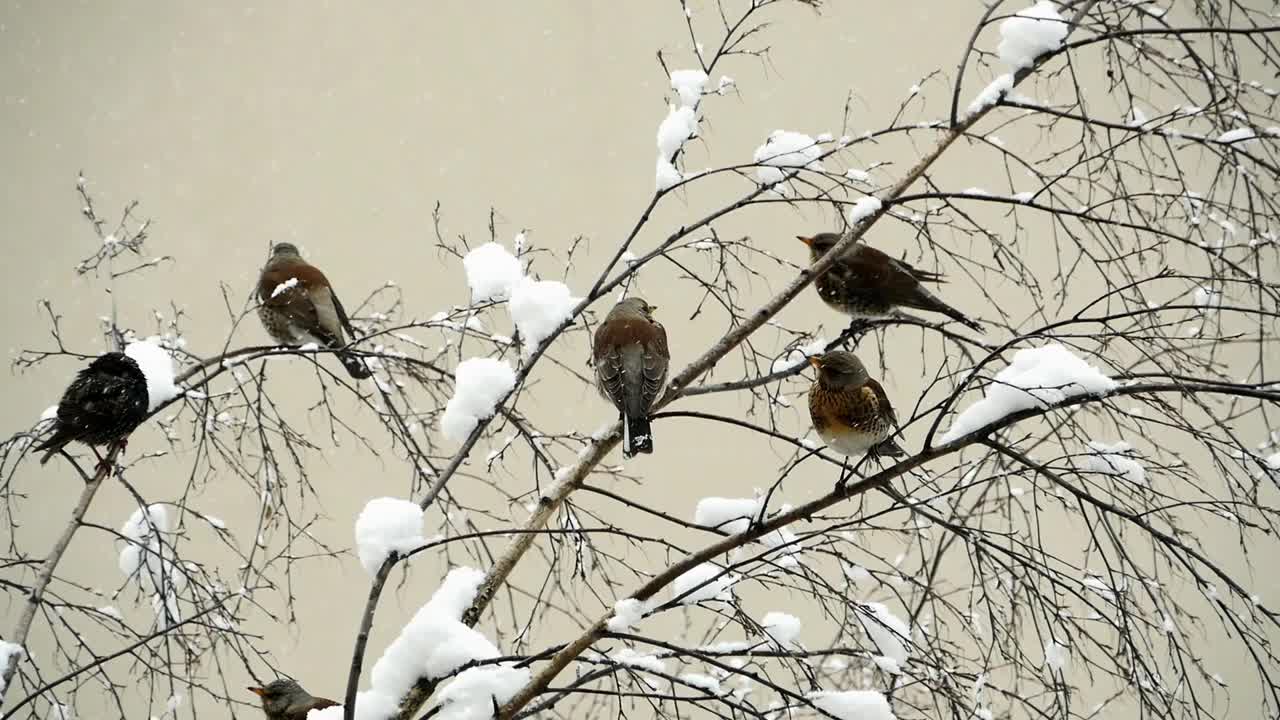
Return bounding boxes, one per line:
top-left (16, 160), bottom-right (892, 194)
top-left (798, 233), bottom-right (982, 331)
top-left (33, 352), bottom-right (150, 465)
top-left (808, 351), bottom-right (904, 460)
top-left (248, 679), bottom-right (338, 720)
top-left (257, 243), bottom-right (372, 379)
top-left (593, 297), bottom-right (670, 458)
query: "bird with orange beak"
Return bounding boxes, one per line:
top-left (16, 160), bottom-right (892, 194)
top-left (797, 232), bottom-right (982, 331)
top-left (807, 351), bottom-right (904, 472)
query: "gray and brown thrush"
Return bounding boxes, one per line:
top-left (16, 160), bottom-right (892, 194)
top-left (798, 233), bottom-right (982, 331)
top-left (248, 679), bottom-right (338, 720)
top-left (593, 297), bottom-right (670, 457)
top-left (808, 351), bottom-right (904, 460)
top-left (257, 243), bottom-right (372, 379)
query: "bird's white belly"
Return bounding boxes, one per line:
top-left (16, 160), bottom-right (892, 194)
top-left (818, 426), bottom-right (879, 456)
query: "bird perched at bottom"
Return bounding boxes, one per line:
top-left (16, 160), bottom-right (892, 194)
top-left (593, 297), bottom-right (670, 458)
top-left (797, 233), bottom-right (982, 331)
top-left (257, 242), bottom-right (372, 380)
top-left (33, 352), bottom-right (150, 466)
top-left (808, 351), bottom-right (904, 466)
top-left (248, 679), bottom-right (338, 720)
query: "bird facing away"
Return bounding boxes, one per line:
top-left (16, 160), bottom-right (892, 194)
top-left (593, 297), bottom-right (670, 458)
top-left (248, 679), bottom-right (339, 720)
top-left (33, 352), bottom-right (150, 465)
top-left (797, 233), bottom-right (982, 331)
top-left (257, 242), bottom-right (372, 380)
top-left (807, 351), bottom-right (904, 461)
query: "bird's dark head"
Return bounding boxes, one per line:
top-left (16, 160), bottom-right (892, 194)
top-left (615, 296), bottom-right (658, 320)
top-left (270, 242), bottom-right (301, 258)
top-left (248, 679), bottom-right (310, 714)
top-left (808, 350), bottom-right (869, 388)
top-left (796, 232), bottom-right (845, 259)
top-left (87, 352), bottom-right (143, 379)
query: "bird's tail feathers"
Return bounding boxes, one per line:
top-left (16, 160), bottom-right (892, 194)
top-left (619, 349), bottom-right (655, 457)
top-left (33, 428), bottom-right (73, 465)
top-left (914, 288), bottom-right (983, 332)
top-left (909, 267), bottom-right (947, 284)
top-left (338, 350), bottom-right (373, 380)
top-left (944, 307), bottom-right (983, 332)
top-left (870, 438), bottom-right (906, 459)
top-left (623, 413), bottom-right (654, 457)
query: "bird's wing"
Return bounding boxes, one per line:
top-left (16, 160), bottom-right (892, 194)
top-left (594, 348), bottom-right (625, 409)
top-left (864, 379), bottom-right (898, 427)
top-left (640, 319), bottom-right (670, 409)
top-left (902, 261), bottom-right (945, 284)
top-left (840, 245), bottom-right (892, 288)
top-left (55, 371), bottom-right (97, 425)
top-left (593, 322), bottom-right (627, 409)
top-left (887, 253), bottom-right (946, 284)
top-left (329, 286), bottom-right (361, 340)
top-left (849, 245), bottom-right (949, 308)
top-left (307, 285), bottom-right (348, 348)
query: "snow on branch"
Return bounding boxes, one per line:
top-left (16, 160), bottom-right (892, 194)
top-left (998, 1), bottom-right (1069, 70)
top-left (347, 568), bottom-right (531, 720)
top-left (8, 4), bottom-right (1280, 720)
top-left (753, 130), bottom-right (825, 189)
top-left (440, 358), bottom-right (517, 443)
top-left (355, 498), bottom-right (428, 574)
top-left (941, 344), bottom-right (1116, 443)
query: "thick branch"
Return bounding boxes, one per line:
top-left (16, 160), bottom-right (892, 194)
top-left (495, 376), bottom-right (1253, 717)
top-left (0, 444), bottom-right (120, 700)
top-left (392, 2), bottom-right (1106, 716)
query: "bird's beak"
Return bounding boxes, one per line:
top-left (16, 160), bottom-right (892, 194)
top-left (807, 356), bottom-right (823, 370)
top-left (796, 235), bottom-right (812, 246)
top-left (649, 305), bottom-right (658, 313)
top-left (247, 687), bottom-right (266, 697)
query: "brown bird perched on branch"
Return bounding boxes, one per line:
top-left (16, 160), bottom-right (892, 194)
top-left (248, 679), bottom-right (338, 720)
top-left (257, 242), bottom-right (373, 380)
top-left (33, 352), bottom-right (150, 465)
top-left (797, 233), bottom-right (982, 331)
top-left (808, 351), bottom-right (904, 469)
top-left (593, 297), bottom-right (670, 458)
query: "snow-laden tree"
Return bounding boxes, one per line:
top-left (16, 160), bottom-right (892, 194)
top-left (4, 2), bottom-right (1279, 719)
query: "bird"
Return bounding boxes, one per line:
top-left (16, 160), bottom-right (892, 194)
top-left (797, 232), bottom-right (982, 331)
top-left (248, 679), bottom-right (339, 720)
top-left (33, 352), bottom-right (151, 466)
top-left (807, 351), bottom-right (904, 471)
top-left (593, 297), bottom-right (670, 458)
top-left (257, 242), bottom-right (373, 380)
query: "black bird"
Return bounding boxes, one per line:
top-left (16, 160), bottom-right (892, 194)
top-left (34, 352), bottom-right (150, 465)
